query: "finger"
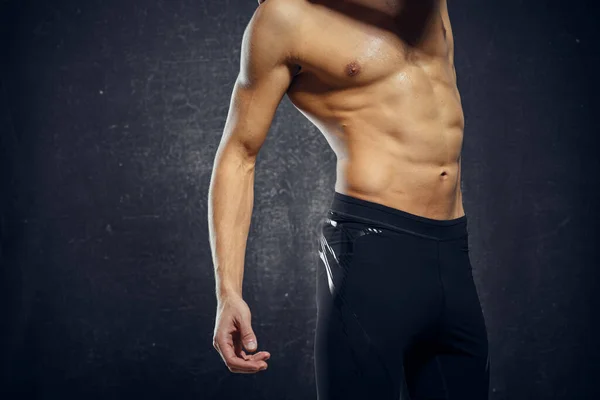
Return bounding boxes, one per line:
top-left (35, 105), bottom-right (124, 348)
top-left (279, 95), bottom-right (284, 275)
top-left (224, 356), bottom-right (268, 373)
top-left (227, 366), bottom-right (255, 374)
top-left (213, 341), bottom-right (231, 366)
top-left (232, 332), bottom-right (258, 361)
top-left (240, 350), bottom-right (269, 362)
top-left (233, 330), bottom-right (244, 358)
top-left (246, 351), bottom-right (270, 361)
top-left (238, 320), bottom-right (258, 353)
top-left (229, 365), bottom-right (268, 374)
top-left (230, 360), bottom-right (269, 374)
top-left (217, 337), bottom-right (267, 372)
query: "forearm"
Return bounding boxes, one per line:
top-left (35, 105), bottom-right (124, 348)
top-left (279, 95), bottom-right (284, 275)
top-left (208, 146), bottom-right (256, 302)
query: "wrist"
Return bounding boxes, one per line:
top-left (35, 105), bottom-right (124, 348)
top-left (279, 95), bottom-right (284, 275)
top-left (216, 282), bottom-right (242, 302)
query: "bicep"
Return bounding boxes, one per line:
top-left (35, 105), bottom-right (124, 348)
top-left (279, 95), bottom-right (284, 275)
top-left (222, 65), bottom-right (293, 160)
top-left (219, 3), bottom-right (296, 162)
top-left (440, 0), bottom-right (454, 65)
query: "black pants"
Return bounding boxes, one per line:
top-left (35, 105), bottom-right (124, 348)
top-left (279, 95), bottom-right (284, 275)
top-left (315, 192), bottom-right (489, 400)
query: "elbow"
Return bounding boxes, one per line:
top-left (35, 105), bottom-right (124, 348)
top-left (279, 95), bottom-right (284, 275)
top-left (215, 140), bottom-right (258, 173)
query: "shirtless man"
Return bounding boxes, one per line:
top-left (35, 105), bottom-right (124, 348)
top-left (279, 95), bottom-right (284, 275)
top-left (209, 0), bottom-right (489, 398)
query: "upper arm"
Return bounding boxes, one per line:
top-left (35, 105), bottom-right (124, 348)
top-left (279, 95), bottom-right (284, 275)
top-left (219, 0), bottom-right (299, 163)
top-left (440, 0), bottom-right (454, 66)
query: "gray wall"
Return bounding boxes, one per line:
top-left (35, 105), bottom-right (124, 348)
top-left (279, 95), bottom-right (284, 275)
top-left (1, 0), bottom-right (598, 399)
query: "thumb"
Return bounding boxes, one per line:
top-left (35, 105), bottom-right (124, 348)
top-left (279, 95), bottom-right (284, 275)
top-left (239, 318), bottom-right (257, 352)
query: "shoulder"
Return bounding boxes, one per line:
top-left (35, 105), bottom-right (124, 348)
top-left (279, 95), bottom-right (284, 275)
top-left (254, 0), bottom-right (305, 21)
top-left (242, 0), bottom-right (306, 61)
top-left (239, 0), bottom-right (307, 83)
top-left (246, 0), bottom-right (305, 40)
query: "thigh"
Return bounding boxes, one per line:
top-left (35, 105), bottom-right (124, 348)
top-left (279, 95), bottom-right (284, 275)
top-left (314, 217), bottom-right (400, 399)
top-left (314, 215), bottom-right (442, 399)
top-left (407, 237), bottom-right (489, 400)
top-left (439, 236), bottom-right (489, 399)
top-left (314, 269), bottom-right (400, 399)
top-left (405, 347), bottom-right (489, 400)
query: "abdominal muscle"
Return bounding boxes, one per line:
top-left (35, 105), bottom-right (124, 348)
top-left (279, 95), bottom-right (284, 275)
top-left (338, 140), bottom-right (464, 221)
top-left (289, 63), bottom-right (466, 221)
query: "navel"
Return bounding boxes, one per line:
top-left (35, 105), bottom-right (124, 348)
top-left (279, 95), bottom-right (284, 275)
top-left (345, 61), bottom-right (361, 77)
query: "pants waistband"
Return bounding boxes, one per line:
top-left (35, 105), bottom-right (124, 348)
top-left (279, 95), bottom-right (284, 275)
top-left (329, 191), bottom-right (468, 241)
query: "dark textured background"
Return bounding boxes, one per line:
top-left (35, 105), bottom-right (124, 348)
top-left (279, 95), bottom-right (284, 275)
top-left (1, 0), bottom-right (599, 399)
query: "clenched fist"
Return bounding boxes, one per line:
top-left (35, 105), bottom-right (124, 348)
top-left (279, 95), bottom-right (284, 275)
top-left (213, 294), bottom-right (270, 373)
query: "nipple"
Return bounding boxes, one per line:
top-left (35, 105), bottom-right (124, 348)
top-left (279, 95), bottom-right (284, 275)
top-left (345, 61), bottom-right (361, 77)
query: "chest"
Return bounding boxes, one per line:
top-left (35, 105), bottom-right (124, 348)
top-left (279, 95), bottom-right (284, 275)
top-left (293, 2), bottom-right (449, 88)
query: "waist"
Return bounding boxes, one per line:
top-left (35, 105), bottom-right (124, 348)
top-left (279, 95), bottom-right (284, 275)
top-left (329, 191), bottom-right (468, 241)
top-left (337, 155), bottom-right (463, 213)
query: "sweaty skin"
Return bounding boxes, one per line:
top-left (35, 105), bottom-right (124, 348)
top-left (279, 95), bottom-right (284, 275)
top-left (288, 0), bottom-right (464, 220)
top-left (210, 0), bottom-right (462, 374)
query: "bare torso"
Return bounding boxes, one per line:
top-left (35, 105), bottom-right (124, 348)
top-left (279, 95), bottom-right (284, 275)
top-left (285, 0), bottom-right (464, 220)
